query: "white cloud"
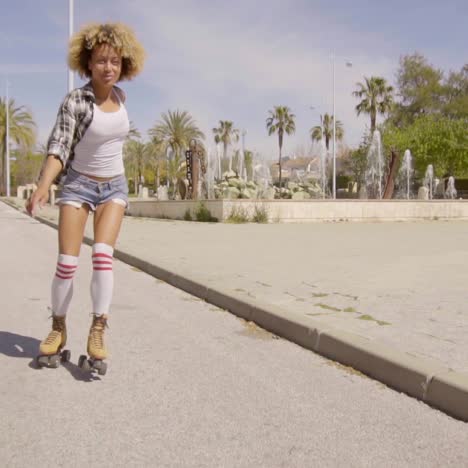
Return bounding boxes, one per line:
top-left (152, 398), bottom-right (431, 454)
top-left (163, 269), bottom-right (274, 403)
top-left (30, 0), bottom-right (397, 155)
top-left (109, 0), bottom-right (396, 156)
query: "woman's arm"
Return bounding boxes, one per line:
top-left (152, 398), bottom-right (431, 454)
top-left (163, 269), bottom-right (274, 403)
top-left (26, 156), bottom-right (63, 216)
top-left (27, 93), bottom-right (78, 216)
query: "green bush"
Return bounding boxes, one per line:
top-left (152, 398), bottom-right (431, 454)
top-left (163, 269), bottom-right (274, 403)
top-left (226, 205), bottom-right (250, 223)
top-left (194, 202), bottom-right (218, 222)
top-left (252, 204), bottom-right (269, 223)
top-left (183, 209), bottom-right (192, 221)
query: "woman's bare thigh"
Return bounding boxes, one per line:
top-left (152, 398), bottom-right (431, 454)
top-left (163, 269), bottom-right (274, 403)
top-left (58, 204), bottom-right (90, 256)
top-left (93, 201), bottom-right (125, 248)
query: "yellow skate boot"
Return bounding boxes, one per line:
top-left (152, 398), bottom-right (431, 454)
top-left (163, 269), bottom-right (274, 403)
top-left (37, 315), bottom-right (70, 368)
top-left (78, 314), bottom-right (108, 376)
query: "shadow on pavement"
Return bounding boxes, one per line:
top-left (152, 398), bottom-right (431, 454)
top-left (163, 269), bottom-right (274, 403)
top-left (0, 331), bottom-right (40, 358)
top-left (62, 361), bottom-right (101, 382)
top-left (0, 331), bottom-right (101, 381)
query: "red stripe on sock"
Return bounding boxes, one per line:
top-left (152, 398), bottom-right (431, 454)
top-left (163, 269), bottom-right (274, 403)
top-left (93, 260), bottom-right (112, 265)
top-left (57, 263), bottom-right (77, 269)
top-left (93, 267), bottom-right (113, 271)
top-left (92, 253), bottom-right (113, 259)
top-left (56, 273), bottom-right (74, 279)
top-left (56, 268), bottom-right (76, 276)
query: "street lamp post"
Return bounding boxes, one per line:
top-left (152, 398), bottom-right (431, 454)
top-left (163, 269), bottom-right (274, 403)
top-left (331, 54), bottom-right (352, 199)
top-left (5, 80), bottom-right (10, 197)
top-left (310, 105), bottom-right (325, 198)
top-left (68, 0), bottom-right (74, 92)
top-left (332, 54), bottom-right (336, 199)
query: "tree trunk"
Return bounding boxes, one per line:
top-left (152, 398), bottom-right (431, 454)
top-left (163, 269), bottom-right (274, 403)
top-left (278, 132), bottom-right (283, 197)
top-left (0, 147), bottom-right (5, 195)
top-left (383, 150), bottom-right (400, 199)
top-left (155, 165), bottom-right (160, 190)
top-left (371, 110), bottom-right (376, 135)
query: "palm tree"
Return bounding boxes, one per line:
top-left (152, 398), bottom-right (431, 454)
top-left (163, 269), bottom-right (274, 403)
top-left (123, 139), bottom-right (149, 194)
top-left (0, 97), bottom-right (36, 194)
top-left (127, 120), bottom-right (141, 141)
top-left (266, 106), bottom-right (296, 194)
top-left (149, 110), bottom-right (204, 159)
top-left (353, 76), bottom-right (394, 135)
top-left (212, 120), bottom-right (239, 173)
top-left (146, 137), bottom-right (165, 190)
top-left (310, 113), bottom-right (344, 151)
top-left (167, 152), bottom-right (187, 197)
top-left (149, 110), bottom-right (204, 198)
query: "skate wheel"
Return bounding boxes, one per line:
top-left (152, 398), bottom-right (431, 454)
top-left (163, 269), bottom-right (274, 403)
top-left (78, 355), bottom-right (88, 369)
top-left (93, 360), bottom-right (102, 371)
top-left (49, 355), bottom-right (60, 368)
top-left (37, 355), bottom-right (48, 368)
top-left (97, 362), bottom-right (107, 376)
top-left (61, 349), bottom-right (71, 363)
top-left (79, 355), bottom-right (92, 372)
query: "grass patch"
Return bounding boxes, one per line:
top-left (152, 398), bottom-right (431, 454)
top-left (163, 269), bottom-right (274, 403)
top-left (311, 293), bottom-right (328, 298)
top-left (343, 307), bottom-right (358, 313)
top-left (314, 303), bottom-right (341, 312)
top-left (256, 281), bottom-right (271, 287)
top-left (226, 205), bottom-right (250, 223)
top-left (358, 314), bottom-right (391, 326)
top-left (183, 208), bottom-right (192, 221)
top-left (251, 204), bottom-right (269, 223)
top-left (194, 202), bottom-right (218, 222)
top-left (333, 292), bottom-right (358, 300)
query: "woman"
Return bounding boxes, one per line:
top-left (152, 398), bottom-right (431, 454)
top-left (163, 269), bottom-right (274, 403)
top-left (26, 23), bottom-right (145, 373)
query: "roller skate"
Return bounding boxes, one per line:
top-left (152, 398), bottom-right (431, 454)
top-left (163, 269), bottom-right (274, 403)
top-left (36, 315), bottom-right (71, 368)
top-left (78, 314), bottom-right (108, 376)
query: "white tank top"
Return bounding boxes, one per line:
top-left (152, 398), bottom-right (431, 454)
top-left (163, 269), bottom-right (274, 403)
top-left (72, 90), bottom-right (130, 177)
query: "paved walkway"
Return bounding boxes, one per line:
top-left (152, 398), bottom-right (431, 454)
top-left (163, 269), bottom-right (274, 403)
top-left (2, 200), bottom-right (468, 467)
top-left (18, 198), bottom-right (468, 372)
top-left (5, 198), bottom-right (468, 418)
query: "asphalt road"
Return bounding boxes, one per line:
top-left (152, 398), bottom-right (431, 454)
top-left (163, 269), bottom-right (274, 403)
top-left (1, 202), bottom-right (468, 467)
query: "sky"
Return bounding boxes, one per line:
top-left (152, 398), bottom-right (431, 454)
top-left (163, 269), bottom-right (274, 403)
top-left (1, 0), bottom-right (467, 159)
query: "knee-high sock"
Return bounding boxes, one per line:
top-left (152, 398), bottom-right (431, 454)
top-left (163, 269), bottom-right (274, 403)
top-left (51, 254), bottom-right (79, 316)
top-left (90, 243), bottom-right (114, 316)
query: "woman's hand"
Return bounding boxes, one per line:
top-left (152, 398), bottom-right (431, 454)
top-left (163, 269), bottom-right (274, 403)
top-left (26, 155), bottom-right (63, 216)
top-left (26, 186), bottom-right (49, 217)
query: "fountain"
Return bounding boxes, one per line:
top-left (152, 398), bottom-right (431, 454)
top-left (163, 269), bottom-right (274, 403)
top-left (365, 130), bottom-right (384, 199)
top-left (126, 121), bottom-right (468, 221)
top-left (205, 147), bottom-right (216, 199)
top-left (424, 164), bottom-right (434, 200)
top-left (396, 149), bottom-right (413, 199)
top-left (156, 185), bottom-right (168, 200)
top-left (446, 176), bottom-right (457, 199)
top-left (319, 138), bottom-right (328, 198)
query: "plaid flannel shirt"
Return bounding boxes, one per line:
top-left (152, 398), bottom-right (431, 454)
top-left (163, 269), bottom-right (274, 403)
top-left (46, 81), bottom-right (95, 183)
top-left (46, 81), bottom-right (125, 184)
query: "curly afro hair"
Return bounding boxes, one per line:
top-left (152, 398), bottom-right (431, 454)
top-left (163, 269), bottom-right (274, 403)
top-left (68, 22), bottom-right (145, 81)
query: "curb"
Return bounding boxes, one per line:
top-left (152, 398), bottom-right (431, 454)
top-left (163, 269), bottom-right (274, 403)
top-left (4, 199), bottom-right (468, 422)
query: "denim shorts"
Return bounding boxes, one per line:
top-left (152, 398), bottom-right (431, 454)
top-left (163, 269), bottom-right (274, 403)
top-left (57, 167), bottom-right (129, 211)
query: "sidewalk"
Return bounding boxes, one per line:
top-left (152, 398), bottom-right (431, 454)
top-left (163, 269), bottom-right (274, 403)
top-left (4, 198), bottom-right (468, 421)
top-left (4, 199), bottom-right (468, 466)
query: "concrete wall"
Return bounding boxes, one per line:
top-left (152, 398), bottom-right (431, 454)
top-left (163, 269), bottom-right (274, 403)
top-left (127, 199), bottom-right (468, 223)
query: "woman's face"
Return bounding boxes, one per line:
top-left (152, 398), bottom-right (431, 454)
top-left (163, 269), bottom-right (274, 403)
top-left (88, 44), bottom-right (122, 86)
